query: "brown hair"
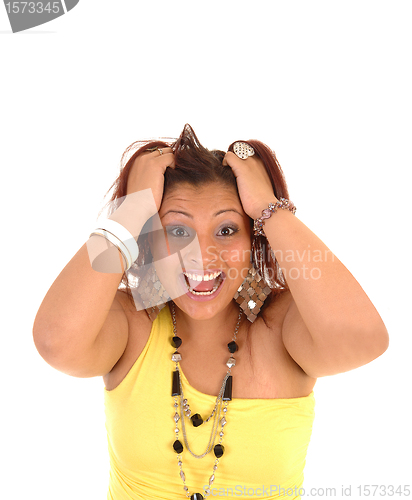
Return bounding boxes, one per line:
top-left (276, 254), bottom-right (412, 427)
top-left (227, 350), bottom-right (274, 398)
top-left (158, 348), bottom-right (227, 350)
top-left (105, 124), bottom-right (291, 308)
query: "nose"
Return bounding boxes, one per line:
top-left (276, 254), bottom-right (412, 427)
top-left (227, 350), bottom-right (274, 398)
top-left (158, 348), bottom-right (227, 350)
top-left (181, 232), bottom-right (217, 269)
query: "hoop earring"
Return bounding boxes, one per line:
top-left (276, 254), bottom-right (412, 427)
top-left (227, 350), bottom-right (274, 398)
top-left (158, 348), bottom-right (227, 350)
top-left (233, 266), bottom-right (272, 322)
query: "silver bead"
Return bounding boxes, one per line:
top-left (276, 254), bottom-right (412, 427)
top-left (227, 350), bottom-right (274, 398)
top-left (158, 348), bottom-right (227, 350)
top-left (172, 352), bottom-right (182, 362)
top-left (221, 416), bottom-right (227, 426)
top-left (174, 412), bottom-right (180, 422)
top-left (226, 356), bottom-right (236, 368)
top-left (209, 474), bottom-right (215, 485)
top-left (180, 470), bottom-right (186, 482)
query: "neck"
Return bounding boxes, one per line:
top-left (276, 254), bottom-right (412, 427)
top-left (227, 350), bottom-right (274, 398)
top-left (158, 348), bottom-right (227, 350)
top-left (171, 301), bottom-right (243, 347)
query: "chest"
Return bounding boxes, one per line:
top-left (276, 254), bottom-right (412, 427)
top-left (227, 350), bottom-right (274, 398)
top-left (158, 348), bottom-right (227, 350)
top-left (174, 324), bottom-right (314, 399)
top-left (105, 304), bottom-right (315, 399)
top-left (104, 322), bottom-right (316, 497)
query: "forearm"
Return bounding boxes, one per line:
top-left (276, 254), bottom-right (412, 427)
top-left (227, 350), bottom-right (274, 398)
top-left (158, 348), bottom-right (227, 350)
top-left (33, 241), bottom-right (124, 352)
top-left (33, 190), bottom-right (155, 359)
top-left (263, 209), bottom-right (386, 341)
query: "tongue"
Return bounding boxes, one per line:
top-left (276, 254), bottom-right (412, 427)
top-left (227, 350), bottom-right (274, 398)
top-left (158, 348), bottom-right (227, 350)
top-left (188, 277), bottom-right (217, 292)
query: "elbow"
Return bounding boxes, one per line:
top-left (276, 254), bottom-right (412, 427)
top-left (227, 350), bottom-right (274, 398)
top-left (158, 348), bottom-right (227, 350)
top-left (339, 309), bottom-right (390, 367)
top-left (33, 324), bottom-right (66, 370)
top-left (33, 321), bottom-right (54, 361)
top-left (32, 324), bottom-right (85, 377)
top-left (342, 322), bottom-right (389, 372)
top-left (310, 322), bottom-right (390, 378)
top-left (32, 312), bottom-right (61, 362)
top-left (368, 323), bottom-right (389, 360)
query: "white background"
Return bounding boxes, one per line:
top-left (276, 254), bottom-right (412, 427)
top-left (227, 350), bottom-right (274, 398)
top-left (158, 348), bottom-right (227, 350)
top-left (1, 1), bottom-right (411, 499)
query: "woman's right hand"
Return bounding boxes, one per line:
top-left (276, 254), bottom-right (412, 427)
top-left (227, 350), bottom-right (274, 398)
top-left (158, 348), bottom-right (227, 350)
top-left (126, 147), bottom-right (175, 211)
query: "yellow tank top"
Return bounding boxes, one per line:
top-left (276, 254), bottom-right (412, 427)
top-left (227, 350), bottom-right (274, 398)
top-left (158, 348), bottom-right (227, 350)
top-left (104, 306), bottom-right (315, 500)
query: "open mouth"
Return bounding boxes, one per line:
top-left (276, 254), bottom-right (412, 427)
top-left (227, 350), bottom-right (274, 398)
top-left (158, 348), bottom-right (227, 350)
top-left (183, 270), bottom-right (225, 296)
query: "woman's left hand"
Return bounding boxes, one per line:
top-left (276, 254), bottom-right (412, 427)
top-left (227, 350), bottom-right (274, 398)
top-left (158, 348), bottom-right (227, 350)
top-left (223, 151), bottom-right (278, 219)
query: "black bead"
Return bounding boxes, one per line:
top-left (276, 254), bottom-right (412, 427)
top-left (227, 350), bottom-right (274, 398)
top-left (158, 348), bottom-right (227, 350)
top-left (172, 370), bottom-right (181, 397)
top-left (190, 413), bottom-right (203, 427)
top-left (171, 336), bottom-right (182, 348)
top-left (173, 440), bottom-right (184, 454)
top-left (214, 444), bottom-right (225, 458)
top-left (223, 375), bottom-right (232, 401)
top-left (227, 341), bottom-right (238, 353)
top-left (191, 494), bottom-right (204, 500)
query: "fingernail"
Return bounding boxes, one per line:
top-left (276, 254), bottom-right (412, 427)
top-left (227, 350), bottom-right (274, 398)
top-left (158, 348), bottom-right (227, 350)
top-left (3, 0), bottom-right (80, 33)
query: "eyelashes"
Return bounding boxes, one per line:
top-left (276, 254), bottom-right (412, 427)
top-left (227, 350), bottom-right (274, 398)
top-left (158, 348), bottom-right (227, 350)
top-left (165, 225), bottom-right (240, 239)
top-left (217, 225), bottom-right (239, 237)
top-left (167, 226), bottom-right (192, 238)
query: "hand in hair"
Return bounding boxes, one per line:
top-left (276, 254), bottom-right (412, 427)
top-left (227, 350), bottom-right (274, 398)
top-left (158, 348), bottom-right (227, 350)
top-left (223, 152), bottom-right (277, 220)
top-left (127, 147), bottom-right (175, 210)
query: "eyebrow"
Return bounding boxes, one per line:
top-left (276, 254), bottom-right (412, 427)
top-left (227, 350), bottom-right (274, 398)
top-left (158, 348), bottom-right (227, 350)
top-left (160, 208), bottom-right (243, 219)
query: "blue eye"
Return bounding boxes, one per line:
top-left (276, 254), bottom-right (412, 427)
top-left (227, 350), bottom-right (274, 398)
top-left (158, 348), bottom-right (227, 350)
top-left (167, 226), bottom-right (191, 238)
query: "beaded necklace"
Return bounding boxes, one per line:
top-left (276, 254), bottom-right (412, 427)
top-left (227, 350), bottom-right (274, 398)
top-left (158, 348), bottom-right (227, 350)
top-left (170, 303), bottom-right (242, 499)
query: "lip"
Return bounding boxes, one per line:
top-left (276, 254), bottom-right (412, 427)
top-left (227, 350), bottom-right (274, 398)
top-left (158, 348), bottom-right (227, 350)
top-left (178, 270), bottom-right (226, 302)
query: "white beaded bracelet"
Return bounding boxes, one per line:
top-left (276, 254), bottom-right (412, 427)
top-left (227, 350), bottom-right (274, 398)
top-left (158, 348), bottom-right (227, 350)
top-left (90, 219), bottom-right (139, 271)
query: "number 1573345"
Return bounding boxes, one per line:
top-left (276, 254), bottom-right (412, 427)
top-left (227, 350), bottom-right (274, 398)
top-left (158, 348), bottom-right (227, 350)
top-left (5, 2), bottom-right (62, 14)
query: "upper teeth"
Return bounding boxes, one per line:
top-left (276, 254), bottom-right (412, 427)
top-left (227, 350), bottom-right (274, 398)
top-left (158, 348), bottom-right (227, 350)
top-left (184, 271), bottom-right (221, 282)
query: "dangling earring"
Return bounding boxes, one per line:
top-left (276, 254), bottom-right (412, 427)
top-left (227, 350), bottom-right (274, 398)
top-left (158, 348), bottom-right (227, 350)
top-left (137, 264), bottom-right (170, 320)
top-left (233, 265), bottom-right (272, 323)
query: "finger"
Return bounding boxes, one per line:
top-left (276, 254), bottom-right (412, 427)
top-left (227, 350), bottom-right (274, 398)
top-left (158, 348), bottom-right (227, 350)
top-left (142, 146), bottom-right (173, 158)
top-left (222, 151), bottom-right (237, 167)
top-left (154, 150), bottom-right (175, 170)
top-left (142, 147), bottom-right (175, 167)
top-left (155, 147), bottom-right (173, 157)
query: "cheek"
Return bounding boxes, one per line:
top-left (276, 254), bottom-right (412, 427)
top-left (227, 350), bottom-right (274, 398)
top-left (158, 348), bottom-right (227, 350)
top-left (150, 230), bottom-right (170, 261)
top-left (223, 239), bottom-right (252, 271)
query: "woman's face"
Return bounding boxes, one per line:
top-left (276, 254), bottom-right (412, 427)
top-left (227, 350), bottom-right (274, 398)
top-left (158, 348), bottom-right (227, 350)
top-left (152, 181), bottom-right (252, 320)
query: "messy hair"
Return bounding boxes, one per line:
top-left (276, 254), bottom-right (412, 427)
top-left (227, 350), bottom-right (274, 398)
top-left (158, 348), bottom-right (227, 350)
top-left (104, 124), bottom-right (291, 309)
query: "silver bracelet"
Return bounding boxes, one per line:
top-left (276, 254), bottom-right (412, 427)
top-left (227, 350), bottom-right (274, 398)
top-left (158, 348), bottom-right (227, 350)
top-left (89, 229), bottom-right (132, 270)
top-left (253, 198), bottom-right (296, 236)
top-left (89, 219), bottom-right (139, 270)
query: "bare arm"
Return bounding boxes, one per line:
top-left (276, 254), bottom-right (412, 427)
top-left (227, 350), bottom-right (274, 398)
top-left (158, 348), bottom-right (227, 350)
top-left (223, 150), bottom-right (389, 377)
top-left (33, 240), bottom-right (129, 377)
top-left (33, 148), bottom-right (175, 377)
top-left (265, 209), bottom-right (389, 377)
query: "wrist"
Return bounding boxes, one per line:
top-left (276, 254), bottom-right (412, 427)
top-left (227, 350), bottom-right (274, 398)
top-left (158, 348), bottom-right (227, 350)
top-left (108, 189), bottom-right (158, 238)
top-left (253, 198), bottom-right (297, 237)
top-left (91, 219), bottom-right (139, 271)
top-left (249, 197), bottom-right (279, 220)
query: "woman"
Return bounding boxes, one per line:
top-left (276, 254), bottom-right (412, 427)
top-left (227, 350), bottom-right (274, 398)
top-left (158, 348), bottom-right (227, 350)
top-left (33, 125), bottom-right (388, 500)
